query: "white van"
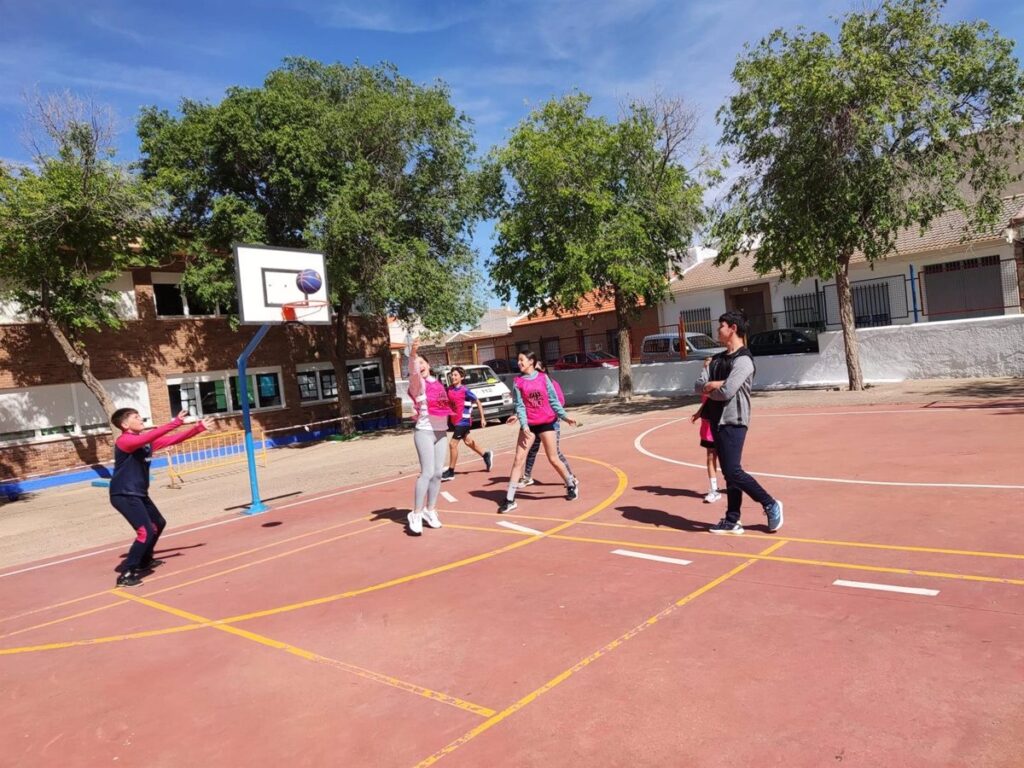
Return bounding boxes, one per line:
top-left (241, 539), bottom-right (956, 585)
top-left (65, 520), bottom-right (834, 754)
top-left (640, 332), bottom-right (725, 363)
top-left (398, 364), bottom-right (514, 425)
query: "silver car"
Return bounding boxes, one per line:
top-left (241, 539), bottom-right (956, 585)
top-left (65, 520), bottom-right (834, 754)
top-left (640, 332), bottom-right (725, 363)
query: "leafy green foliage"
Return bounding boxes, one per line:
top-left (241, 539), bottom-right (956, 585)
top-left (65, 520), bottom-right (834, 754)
top-left (0, 120), bottom-right (157, 339)
top-left (488, 93), bottom-right (705, 317)
top-left (138, 58), bottom-right (484, 332)
top-left (714, 0), bottom-right (1024, 281)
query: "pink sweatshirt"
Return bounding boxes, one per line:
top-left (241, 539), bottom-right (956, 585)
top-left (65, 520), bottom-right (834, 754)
top-left (408, 361), bottom-right (457, 431)
top-left (116, 418), bottom-right (207, 452)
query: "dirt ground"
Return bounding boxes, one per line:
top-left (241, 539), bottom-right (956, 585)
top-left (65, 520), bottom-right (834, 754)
top-left (1, 377), bottom-right (1020, 569)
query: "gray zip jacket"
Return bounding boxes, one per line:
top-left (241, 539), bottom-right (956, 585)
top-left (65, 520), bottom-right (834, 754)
top-left (693, 349), bottom-right (755, 427)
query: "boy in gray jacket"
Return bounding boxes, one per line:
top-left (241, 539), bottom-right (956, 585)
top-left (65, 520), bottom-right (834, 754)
top-left (694, 311), bottom-right (783, 534)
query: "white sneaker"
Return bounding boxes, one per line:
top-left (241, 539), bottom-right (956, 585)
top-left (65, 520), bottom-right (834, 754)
top-left (407, 510), bottom-right (423, 535)
top-left (422, 508), bottom-right (442, 529)
top-left (517, 475), bottom-right (534, 488)
top-left (703, 491), bottom-right (722, 503)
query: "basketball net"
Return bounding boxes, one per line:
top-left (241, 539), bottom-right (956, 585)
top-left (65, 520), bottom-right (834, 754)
top-left (282, 298), bottom-right (329, 323)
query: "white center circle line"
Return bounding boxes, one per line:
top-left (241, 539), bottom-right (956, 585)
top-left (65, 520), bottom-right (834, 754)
top-left (633, 418), bottom-right (1024, 491)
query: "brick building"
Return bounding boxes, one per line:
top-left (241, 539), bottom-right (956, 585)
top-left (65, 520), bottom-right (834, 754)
top-left (447, 291), bottom-right (660, 366)
top-left (0, 267), bottom-right (393, 490)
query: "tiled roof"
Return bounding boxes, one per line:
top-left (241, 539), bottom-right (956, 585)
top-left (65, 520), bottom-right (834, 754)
top-left (514, 290), bottom-right (646, 326)
top-left (673, 194), bottom-right (1023, 294)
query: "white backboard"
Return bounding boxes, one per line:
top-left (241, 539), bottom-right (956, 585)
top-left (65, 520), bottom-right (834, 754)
top-left (233, 244), bottom-right (331, 325)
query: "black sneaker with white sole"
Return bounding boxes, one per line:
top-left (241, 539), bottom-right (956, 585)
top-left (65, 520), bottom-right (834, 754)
top-left (441, 468), bottom-right (455, 482)
top-left (497, 499), bottom-right (518, 514)
top-left (483, 450), bottom-right (494, 472)
top-left (708, 518), bottom-right (744, 535)
top-left (566, 481), bottom-right (579, 501)
top-left (116, 571), bottom-right (144, 587)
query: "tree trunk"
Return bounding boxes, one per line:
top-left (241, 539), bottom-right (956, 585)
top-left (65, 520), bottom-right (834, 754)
top-left (614, 293), bottom-right (634, 402)
top-left (835, 255), bottom-right (864, 391)
top-left (42, 313), bottom-right (118, 419)
top-left (331, 300), bottom-right (356, 434)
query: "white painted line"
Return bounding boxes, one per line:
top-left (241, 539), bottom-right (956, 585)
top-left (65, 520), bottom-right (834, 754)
top-left (0, 416), bottom-right (662, 579)
top-left (612, 549), bottom-right (692, 567)
top-left (441, 491), bottom-right (458, 503)
top-left (832, 579), bottom-right (939, 596)
top-left (497, 521), bottom-right (544, 535)
top-left (633, 419), bottom-right (1024, 490)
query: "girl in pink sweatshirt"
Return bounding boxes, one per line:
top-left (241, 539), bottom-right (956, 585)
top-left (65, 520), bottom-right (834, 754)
top-left (498, 350), bottom-right (578, 514)
top-left (406, 340), bottom-right (459, 535)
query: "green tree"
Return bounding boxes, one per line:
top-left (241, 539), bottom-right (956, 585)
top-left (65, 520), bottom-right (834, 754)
top-left (0, 93), bottom-right (159, 417)
top-left (137, 58), bottom-right (483, 417)
top-left (488, 93), bottom-right (706, 399)
top-left (714, 0), bottom-right (1024, 389)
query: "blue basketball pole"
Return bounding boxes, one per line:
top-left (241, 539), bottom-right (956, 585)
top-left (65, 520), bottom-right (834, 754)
top-left (238, 323), bottom-right (271, 514)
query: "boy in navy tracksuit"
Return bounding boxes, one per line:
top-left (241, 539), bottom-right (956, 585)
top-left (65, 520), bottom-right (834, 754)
top-left (109, 408), bottom-right (213, 587)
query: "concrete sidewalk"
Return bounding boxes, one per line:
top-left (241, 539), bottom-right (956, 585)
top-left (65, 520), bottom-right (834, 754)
top-left (2, 377), bottom-right (1020, 569)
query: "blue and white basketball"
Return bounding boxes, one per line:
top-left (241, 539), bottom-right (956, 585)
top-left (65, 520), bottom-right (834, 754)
top-left (296, 269), bottom-right (323, 296)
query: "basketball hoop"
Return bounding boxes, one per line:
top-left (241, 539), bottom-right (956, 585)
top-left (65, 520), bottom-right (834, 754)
top-left (282, 299), bottom-right (329, 323)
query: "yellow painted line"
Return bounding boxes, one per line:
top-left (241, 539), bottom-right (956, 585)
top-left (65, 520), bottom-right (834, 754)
top-left (119, 593), bottom-right (496, 718)
top-left (0, 458), bottom-right (629, 655)
top-left (548, 532), bottom-right (1024, 587)
top-left (440, 508), bottom-right (1024, 561)
top-left (219, 456), bottom-right (629, 625)
top-left (414, 541), bottom-right (786, 766)
top-left (0, 600), bottom-right (129, 641)
top-left (0, 622), bottom-right (205, 655)
top-left (0, 514), bottom-right (379, 628)
top-left (146, 522), bottom-right (388, 595)
top-left (0, 521), bottom-right (386, 647)
top-left (443, 523), bottom-right (1024, 588)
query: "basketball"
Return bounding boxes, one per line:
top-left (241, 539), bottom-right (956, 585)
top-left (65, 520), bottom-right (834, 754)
top-left (296, 269), bottom-right (322, 296)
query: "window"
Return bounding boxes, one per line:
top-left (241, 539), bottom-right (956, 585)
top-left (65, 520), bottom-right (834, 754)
top-left (0, 378), bottom-right (151, 445)
top-left (153, 282), bottom-right (185, 316)
top-left (297, 371), bottom-right (320, 402)
top-left (346, 359), bottom-right (385, 398)
top-left (319, 369), bottom-right (338, 398)
top-left (153, 272), bottom-right (234, 317)
top-left (167, 368), bottom-right (284, 417)
top-left (680, 307), bottom-right (714, 336)
top-left (295, 363), bottom-right (342, 404)
top-left (644, 338), bottom-right (669, 354)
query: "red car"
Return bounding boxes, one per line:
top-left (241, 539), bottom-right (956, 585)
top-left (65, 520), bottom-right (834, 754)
top-left (552, 351), bottom-right (620, 370)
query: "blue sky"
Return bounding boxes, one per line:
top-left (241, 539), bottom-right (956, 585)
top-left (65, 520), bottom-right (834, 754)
top-left (2, 0), bottom-right (1021, 306)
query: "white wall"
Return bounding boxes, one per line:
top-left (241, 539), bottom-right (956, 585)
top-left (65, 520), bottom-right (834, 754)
top-left (0, 272), bottom-right (138, 324)
top-left (503, 315), bottom-right (1024, 402)
top-left (660, 243), bottom-right (1019, 330)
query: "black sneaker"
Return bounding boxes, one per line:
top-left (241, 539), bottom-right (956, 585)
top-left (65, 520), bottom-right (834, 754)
top-left (138, 558), bottom-right (165, 570)
top-left (441, 468), bottom-right (455, 482)
top-left (116, 571), bottom-right (144, 588)
top-left (483, 450), bottom-right (494, 472)
top-left (566, 480), bottom-right (579, 501)
top-left (497, 499), bottom-right (518, 514)
top-left (708, 518), bottom-right (744, 535)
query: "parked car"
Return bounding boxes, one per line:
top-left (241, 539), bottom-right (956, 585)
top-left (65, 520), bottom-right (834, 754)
top-left (482, 358), bottom-right (519, 374)
top-left (747, 329), bottom-right (820, 356)
top-left (552, 351), bottom-right (620, 370)
top-left (397, 364), bottom-right (515, 425)
top-left (640, 332), bottom-right (725, 363)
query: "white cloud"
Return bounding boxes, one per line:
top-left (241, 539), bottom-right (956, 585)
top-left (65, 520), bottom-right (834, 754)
top-left (293, 0), bottom-right (482, 33)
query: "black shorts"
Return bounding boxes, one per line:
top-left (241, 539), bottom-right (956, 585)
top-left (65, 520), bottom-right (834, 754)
top-left (700, 439), bottom-right (715, 449)
top-left (528, 421), bottom-right (557, 436)
top-left (451, 424), bottom-right (472, 440)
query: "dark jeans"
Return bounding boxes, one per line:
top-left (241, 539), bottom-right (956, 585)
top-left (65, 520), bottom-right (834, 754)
top-left (711, 424), bottom-right (775, 524)
top-left (111, 494), bottom-right (167, 571)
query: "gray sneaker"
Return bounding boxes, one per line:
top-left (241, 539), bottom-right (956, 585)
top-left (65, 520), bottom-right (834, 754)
top-left (709, 518), bottom-right (744, 535)
top-left (765, 500), bottom-right (784, 533)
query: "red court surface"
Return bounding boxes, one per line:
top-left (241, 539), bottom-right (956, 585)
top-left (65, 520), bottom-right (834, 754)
top-left (2, 400), bottom-right (1024, 767)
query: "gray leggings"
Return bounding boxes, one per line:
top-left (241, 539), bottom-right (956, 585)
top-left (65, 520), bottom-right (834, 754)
top-left (525, 421), bottom-right (572, 477)
top-left (414, 429), bottom-right (448, 511)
